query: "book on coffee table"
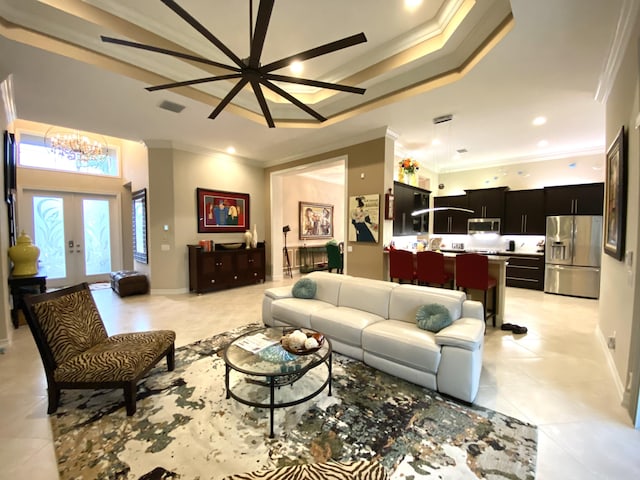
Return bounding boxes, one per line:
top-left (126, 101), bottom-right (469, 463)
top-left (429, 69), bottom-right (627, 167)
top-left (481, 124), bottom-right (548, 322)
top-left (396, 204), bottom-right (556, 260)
top-left (235, 332), bottom-right (279, 353)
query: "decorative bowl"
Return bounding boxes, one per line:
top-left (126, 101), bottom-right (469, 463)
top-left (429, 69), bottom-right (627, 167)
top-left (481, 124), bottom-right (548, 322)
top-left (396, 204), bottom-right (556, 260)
top-left (219, 243), bottom-right (243, 249)
top-left (280, 331), bottom-right (325, 355)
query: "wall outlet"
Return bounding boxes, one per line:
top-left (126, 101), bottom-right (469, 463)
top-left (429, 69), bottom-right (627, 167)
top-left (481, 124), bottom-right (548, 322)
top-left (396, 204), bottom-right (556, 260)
top-left (607, 335), bottom-right (616, 350)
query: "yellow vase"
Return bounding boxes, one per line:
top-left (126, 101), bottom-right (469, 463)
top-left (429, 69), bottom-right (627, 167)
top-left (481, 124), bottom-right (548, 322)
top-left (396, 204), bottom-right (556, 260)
top-left (398, 167), bottom-right (405, 183)
top-left (8, 230), bottom-right (40, 276)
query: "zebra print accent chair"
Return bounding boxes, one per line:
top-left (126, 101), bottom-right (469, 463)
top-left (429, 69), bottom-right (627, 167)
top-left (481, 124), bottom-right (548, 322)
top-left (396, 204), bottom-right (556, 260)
top-left (23, 282), bottom-right (175, 416)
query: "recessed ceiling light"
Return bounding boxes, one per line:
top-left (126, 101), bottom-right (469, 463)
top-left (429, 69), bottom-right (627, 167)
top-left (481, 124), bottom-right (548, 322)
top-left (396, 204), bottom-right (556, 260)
top-left (404, 0), bottom-right (423, 10)
top-left (431, 138), bottom-right (441, 146)
top-left (532, 116), bottom-right (547, 126)
top-left (226, 146), bottom-right (236, 154)
top-left (290, 61), bottom-right (303, 75)
top-left (537, 140), bottom-right (549, 148)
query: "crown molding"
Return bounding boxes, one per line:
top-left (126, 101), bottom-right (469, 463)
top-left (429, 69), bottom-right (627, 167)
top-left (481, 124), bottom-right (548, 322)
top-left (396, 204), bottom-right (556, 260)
top-left (594, 0), bottom-right (639, 103)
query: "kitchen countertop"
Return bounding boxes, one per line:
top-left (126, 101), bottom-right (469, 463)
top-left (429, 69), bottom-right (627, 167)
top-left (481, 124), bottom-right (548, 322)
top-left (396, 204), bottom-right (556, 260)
top-left (440, 249), bottom-right (544, 257)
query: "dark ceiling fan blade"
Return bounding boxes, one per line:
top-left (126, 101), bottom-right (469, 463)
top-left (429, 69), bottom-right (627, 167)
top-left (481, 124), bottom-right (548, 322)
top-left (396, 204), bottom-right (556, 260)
top-left (160, 0), bottom-right (245, 68)
top-left (249, 0), bottom-right (274, 69)
top-left (261, 32), bottom-right (367, 73)
top-left (265, 73), bottom-right (366, 94)
top-left (101, 36), bottom-right (241, 72)
top-left (249, 81), bottom-right (275, 128)
top-left (208, 77), bottom-right (250, 119)
top-left (146, 74), bottom-right (243, 92)
top-left (261, 79), bottom-right (326, 122)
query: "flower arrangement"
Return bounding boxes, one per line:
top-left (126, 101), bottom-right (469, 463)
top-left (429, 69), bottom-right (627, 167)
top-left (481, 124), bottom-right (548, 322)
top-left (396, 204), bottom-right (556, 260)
top-left (399, 158), bottom-right (419, 174)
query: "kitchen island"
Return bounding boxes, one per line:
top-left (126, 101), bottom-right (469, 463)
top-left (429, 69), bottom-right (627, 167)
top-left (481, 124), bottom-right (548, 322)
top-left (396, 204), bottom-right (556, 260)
top-left (442, 253), bottom-right (508, 327)
top-left (385, 251), bottom-right (509, 327)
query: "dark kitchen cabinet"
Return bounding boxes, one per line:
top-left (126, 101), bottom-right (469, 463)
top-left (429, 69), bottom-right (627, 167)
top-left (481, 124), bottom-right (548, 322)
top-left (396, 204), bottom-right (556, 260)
top-left (433, 195), bottom-right (469, 234)
top-left (465, 186), bottom-right (508, 219)
top-left (503, 254), bottom-right (545, 291)
top-left (188, 243), bottom-right (265, 293)
top-left (544, 183), bottom-right (604, 216)
top-left (393, 181), bottom-right (431, 235)
top-left (504, 189), bottom-right (545, 235)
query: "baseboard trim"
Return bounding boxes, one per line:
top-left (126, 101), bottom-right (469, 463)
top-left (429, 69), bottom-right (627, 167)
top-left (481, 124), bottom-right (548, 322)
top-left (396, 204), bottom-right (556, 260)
top-left (596, 325), bottom-right (625, 400)
top-left (150, 288), bottom-right (189, 295)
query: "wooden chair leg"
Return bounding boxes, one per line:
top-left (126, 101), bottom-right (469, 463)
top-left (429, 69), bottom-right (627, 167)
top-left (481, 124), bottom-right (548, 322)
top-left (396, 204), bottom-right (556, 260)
top-left (47, 385), bottom-right (60, 414)
top-left (492, 286), bottom-right (497, 327)
top-left (166, 344), bottom-right (175, 371)
top-left (124, 382), bottom-right (137, 416)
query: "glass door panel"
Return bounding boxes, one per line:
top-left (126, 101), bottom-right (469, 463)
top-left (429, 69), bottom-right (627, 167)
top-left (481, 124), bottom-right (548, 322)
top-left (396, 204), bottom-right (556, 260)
top-left (23, 190), bottom-right (120, 287)
top-left (32, 195), bottom-right (67, 280)
top-left (83, 198), bottom-right (112, 275)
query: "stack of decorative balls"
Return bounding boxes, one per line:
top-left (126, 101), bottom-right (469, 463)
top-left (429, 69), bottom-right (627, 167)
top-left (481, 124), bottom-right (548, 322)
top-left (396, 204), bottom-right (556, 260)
top-left (284, 329), bottom-right (319, 351)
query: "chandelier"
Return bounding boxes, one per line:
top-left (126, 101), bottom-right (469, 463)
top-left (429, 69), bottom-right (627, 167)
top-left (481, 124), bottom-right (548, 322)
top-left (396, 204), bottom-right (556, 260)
top-left (44, 128), bottom-right (109, 164)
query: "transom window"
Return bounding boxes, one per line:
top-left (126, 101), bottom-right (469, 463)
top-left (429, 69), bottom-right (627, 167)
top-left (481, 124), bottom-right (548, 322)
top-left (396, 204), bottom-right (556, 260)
top-left (18, 132), bottom-right (120, 177)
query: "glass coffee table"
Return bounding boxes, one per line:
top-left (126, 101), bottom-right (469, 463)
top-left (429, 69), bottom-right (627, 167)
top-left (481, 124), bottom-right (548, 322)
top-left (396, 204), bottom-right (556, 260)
top-left (223, 326), bottom-right (332, 438)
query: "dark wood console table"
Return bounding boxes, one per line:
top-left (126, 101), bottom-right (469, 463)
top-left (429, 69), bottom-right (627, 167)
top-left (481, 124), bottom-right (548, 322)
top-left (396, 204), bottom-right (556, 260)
top-left (8, 269), bottom-right (47, 328)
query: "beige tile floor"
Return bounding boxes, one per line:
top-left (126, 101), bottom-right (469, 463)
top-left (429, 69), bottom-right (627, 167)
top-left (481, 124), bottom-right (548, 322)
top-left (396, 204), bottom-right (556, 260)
top-left (1, 278), bottom-right (640, 479)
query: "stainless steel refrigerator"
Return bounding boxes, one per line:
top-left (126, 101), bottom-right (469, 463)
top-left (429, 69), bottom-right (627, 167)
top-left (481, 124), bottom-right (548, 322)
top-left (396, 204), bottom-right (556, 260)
top-left (544, 215), bottom-right (602, 299)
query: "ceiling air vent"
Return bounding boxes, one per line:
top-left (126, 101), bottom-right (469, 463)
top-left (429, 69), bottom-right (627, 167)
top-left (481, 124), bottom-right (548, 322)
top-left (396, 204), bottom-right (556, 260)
top-left (158, 100), bottom-right (186, 113)
top-left (433, 114), bottom-right (453, 124)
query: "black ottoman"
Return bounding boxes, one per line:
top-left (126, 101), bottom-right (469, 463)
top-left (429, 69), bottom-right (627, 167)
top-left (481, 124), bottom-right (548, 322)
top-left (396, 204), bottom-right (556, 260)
top-left (110, 271), bottom-right (149, 297)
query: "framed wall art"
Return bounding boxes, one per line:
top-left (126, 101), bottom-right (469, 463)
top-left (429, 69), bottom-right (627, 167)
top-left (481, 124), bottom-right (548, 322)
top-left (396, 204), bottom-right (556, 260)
top-left (197, 188), bottom-right (250, 233)
top-left (299, 202), bottom-right (334, 240)
top-left (604, 126), bottom-right (627, 261)
top-left (349, 194), bottom-right (379, 243)
top-left (4, 130), bottom-right (16, 202)
top-left (132, 188), bottom-right (148, 264)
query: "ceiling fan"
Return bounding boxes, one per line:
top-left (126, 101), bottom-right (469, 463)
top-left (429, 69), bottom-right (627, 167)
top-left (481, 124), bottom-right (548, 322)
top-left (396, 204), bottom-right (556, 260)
top-left (101, 0), bottom-right (367, 128)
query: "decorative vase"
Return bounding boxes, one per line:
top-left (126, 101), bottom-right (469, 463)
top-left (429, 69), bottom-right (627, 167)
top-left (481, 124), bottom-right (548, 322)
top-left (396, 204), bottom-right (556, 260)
top-left (244, 230), bottom-right (253, 249)
top-left (398, 167), bottom-right (405, 183)
top-left (8, 230), bottom-right (40, 276)
top-left (251, 224), bottom-right (258, 248)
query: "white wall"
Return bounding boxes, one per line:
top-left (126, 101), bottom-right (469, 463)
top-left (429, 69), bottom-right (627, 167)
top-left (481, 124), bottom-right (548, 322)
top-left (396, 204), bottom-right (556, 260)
top-left (281, 176), bottom-right (345, 247)
top-left (436, 153), bottom-right (605, 195)
top-left (146, 146), bottom-right (266, 292)
top-left (601, 10), bottom-right (640, 421)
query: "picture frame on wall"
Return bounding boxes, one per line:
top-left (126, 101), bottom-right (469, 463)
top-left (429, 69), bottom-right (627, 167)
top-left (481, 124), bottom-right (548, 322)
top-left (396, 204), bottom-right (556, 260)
top-left (4, 130), bottom-right (16, 203)
top-left (197, 188), bottom-right (250, 233)
top-left (299, 202), bottom-right (334, 240)
top-left (349, 194), bottom-right (380, 243)
top-left (132, 188), bottom-right (148, 264)
top-left (604, 126), bottom-right (627, 261)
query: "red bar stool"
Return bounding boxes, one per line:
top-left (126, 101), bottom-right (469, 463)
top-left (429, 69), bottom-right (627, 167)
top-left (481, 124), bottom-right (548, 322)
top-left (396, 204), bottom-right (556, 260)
top-left (416, 251), bottom-right (454, 288)
top-left (389, 249), bottom-right (416, 284)
top-left (455, 253), bottom-right (497, 326)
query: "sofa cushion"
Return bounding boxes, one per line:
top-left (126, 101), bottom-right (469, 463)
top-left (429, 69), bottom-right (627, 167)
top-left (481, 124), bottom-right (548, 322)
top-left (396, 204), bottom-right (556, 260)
top-left (292, 278), bottom-right (317, 299)
top-left (389, 285), bottom-right (464, 324)
top-left (362, 320), bottom-right (441, 373)
top-left (304, 271), bottom-right (344, 304)
top-left (271, 298), bottom-right (334, 329)
top-left (416, 303), bottom-right (452, 332)
top-left (311, 307), bottom-right (385, 348)
top-left (337, 279), bottom-right (394, 318)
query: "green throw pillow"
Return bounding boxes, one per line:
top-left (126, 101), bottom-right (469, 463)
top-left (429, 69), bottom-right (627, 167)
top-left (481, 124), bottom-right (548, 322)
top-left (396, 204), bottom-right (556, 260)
top-left (292, 278), bottom-right (317, 299)
top-left (416, 303), bottom-right (452, 332)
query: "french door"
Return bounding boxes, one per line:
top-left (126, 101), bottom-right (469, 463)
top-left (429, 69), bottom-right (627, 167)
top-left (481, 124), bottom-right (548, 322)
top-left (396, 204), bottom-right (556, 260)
top-left (22, 190), bottom-right (121, 288)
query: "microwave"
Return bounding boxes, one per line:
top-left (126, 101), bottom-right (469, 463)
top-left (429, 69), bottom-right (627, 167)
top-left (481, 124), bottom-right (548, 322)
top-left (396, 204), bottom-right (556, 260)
top-left (468, 218), bottom-right (501, 234)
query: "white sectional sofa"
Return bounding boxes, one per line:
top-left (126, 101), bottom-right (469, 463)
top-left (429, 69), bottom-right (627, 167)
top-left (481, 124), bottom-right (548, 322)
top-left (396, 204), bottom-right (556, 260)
top-left (262, 271), bottom-right (485, 403)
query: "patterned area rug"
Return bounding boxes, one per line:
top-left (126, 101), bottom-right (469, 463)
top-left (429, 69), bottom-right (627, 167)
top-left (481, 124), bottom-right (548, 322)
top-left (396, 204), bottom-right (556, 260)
top-left (50, 324), bottom-right (537, 479)
top-left (224, 459), bottom-right (388, 479)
